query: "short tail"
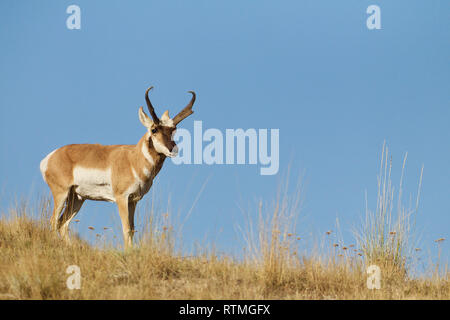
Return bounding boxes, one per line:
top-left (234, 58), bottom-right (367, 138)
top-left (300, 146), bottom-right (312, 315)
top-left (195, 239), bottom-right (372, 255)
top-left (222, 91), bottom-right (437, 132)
top-left (40, 149), bottom-right (57, 183)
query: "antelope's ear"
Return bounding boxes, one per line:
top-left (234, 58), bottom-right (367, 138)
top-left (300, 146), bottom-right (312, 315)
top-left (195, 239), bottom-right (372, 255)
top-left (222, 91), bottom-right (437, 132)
top-left (161, 110), bottom-right (170, 122)
top-left (138, 107), bottom-right (153, 128)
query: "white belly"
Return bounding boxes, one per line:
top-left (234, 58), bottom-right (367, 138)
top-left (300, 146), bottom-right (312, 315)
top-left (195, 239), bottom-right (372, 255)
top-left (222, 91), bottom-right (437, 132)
top-left (73, 167), bottom-right (115, 202)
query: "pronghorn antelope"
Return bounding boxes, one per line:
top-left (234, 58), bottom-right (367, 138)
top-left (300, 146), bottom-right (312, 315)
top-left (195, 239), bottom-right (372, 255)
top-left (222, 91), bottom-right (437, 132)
top-left (40, 86), bottom-right (196, 248)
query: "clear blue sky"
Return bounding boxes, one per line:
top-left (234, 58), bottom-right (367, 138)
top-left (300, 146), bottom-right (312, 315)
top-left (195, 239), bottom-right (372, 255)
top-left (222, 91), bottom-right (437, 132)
top-left (0, 1), bottom-right (448, 265)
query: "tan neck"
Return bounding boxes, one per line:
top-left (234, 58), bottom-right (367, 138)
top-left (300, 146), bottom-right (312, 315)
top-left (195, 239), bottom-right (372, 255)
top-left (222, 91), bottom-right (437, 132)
top-left (134, 133), bottom-right (166, 179)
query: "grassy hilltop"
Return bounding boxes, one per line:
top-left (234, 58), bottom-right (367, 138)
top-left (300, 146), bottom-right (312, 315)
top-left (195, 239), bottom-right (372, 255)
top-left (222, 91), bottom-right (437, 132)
top-left (0, 200), bottom-right (448, 299)
top-left (0, 145), bottom-right (448, 299)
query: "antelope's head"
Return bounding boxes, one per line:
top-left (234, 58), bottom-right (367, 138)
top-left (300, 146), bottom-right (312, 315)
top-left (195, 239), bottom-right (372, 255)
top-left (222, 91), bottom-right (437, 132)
top-left (138, 86), bottom-right (196, 158)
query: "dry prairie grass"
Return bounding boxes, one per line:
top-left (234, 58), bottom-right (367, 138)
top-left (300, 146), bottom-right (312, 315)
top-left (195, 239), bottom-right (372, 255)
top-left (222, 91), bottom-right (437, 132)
top-left (0, 145), bottom-right (448, 300)
top-left (0, 196), bottom-right (448, 300)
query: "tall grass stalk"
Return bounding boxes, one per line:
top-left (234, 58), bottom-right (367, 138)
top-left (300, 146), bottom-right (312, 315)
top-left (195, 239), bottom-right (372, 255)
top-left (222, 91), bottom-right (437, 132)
top-left (241, 170), bottom-right (302, 288)
top-left (356, 142), bottom-right (423, 276)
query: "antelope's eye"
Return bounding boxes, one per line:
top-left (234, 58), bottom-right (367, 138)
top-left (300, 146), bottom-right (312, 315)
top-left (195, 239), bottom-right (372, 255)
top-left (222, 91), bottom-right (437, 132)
top-left (151, 128), bottom-right (157, 134)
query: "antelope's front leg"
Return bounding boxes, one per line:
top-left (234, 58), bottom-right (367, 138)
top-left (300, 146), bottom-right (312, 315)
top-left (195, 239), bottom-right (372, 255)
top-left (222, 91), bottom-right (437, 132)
top-left (117, 196), bottom-right (136, 249)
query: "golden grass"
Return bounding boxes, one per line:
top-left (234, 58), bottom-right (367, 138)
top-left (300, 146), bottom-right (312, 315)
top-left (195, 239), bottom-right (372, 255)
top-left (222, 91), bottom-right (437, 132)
top-left (0, 145), bottom-right (448, 300)
top-left (0, 197), bottom-right (448, 299)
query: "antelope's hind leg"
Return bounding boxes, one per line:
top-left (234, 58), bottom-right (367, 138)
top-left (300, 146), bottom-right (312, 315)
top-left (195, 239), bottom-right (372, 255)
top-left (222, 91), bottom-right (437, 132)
top-left (58, 188), bottom-right (84, 242)
top-left (49, 186), bottom-right (70, 232)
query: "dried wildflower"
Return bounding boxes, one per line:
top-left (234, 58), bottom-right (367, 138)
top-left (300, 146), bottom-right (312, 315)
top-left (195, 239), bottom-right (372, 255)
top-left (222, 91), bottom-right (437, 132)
top-left (434, 238), bottom-right (445, 243)
top-left (389, 231), bottom-right (396, 236)
top-left (88, 226), bottom-right (94, 230)
top-left (333, 243), bottom-right (339, 247)
top-left (297, 237), bottom-right (301, 240)
top-left (342, 247), bottom-right (348, 250)
top-left (326, 230), bottom-right (332, 235)
top-left (74, 219), bottom-right (80, 223)
top-left (287, 233), bottom-right (293, 237)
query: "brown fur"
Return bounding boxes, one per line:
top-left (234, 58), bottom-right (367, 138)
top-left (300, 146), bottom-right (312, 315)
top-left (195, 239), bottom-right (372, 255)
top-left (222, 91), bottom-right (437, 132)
top-left (41, 87), bottom-right (195, 249)
top-left (42, 131), bottom-right (170, 248)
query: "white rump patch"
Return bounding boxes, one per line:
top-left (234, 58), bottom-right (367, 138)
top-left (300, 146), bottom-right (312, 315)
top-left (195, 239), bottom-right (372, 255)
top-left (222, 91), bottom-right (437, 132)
top-left (73, 167), bottom-right (115, 202)
top-left (40, 149), bottom-right (57, 183)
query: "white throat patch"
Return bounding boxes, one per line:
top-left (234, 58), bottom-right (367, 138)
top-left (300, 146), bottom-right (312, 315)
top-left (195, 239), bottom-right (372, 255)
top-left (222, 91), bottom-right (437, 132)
top-left (141, 133), bottom-right (155, 165)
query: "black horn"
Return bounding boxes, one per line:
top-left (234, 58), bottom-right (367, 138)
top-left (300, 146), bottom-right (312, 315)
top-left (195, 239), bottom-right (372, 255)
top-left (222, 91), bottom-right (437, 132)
top-left (145, 86), bottom-right (160, 125)
top-left (173, 91), bottom-right (196, 125)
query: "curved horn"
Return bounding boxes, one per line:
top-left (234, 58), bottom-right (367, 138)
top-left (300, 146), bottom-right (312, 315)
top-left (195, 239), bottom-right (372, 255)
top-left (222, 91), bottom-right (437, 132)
top-left (145, 86), bottom-right (160, 124)
top-left (173, 91), bottom-right (196, 125)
